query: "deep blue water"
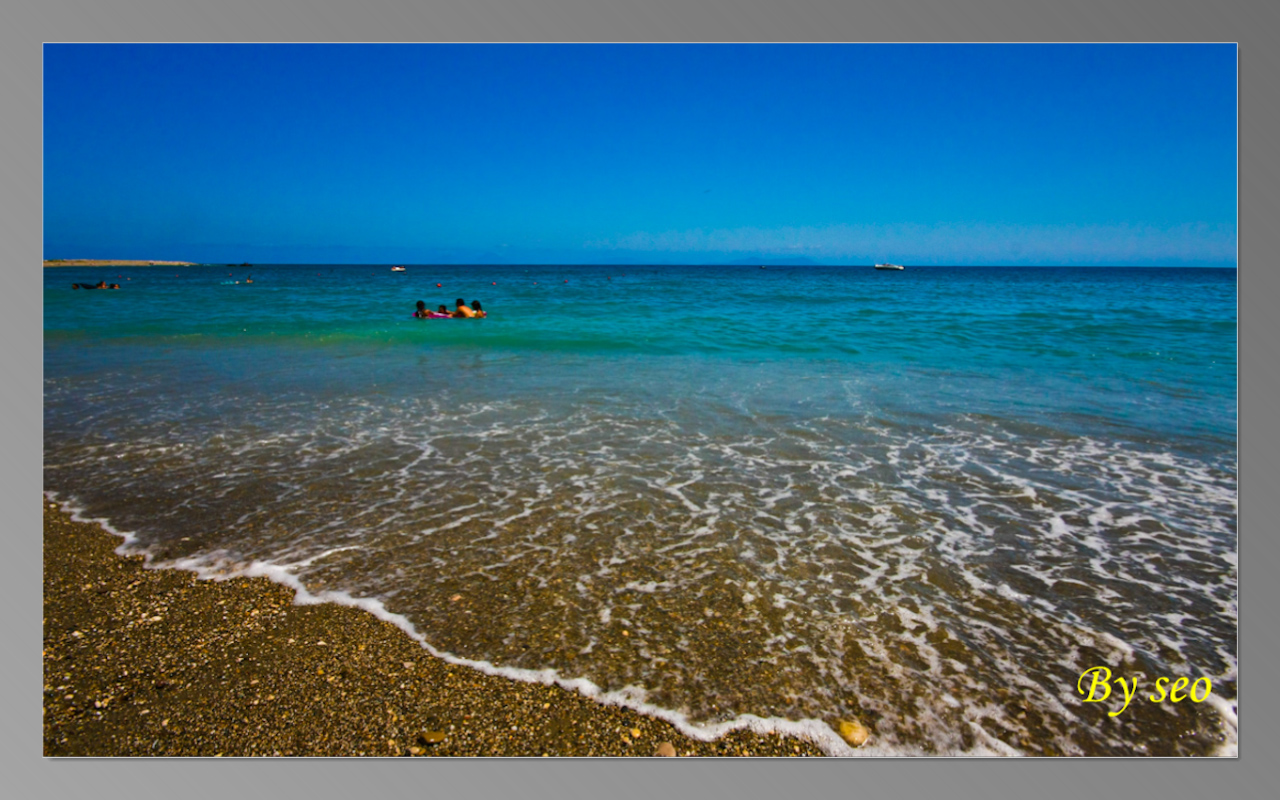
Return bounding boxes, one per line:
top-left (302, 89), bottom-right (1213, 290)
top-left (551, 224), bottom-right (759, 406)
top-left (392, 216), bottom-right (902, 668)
top-left (44, 265), bottom-right (1237, 755)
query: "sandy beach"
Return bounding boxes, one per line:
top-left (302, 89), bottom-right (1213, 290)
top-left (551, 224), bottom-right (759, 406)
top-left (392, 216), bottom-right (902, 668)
top-left (42, 499), bottom-right (824, 757)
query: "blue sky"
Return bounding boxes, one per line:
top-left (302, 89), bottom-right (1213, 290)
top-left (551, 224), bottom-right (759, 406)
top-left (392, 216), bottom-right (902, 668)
top-left (44, 44), bottom-right (1237, 265)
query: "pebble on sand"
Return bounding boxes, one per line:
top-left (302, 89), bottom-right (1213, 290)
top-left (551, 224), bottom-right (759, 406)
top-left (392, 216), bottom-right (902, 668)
top-left (655, 741), bottom-right (677, 757)
top-left (836, 718), bottom-right (870, 747)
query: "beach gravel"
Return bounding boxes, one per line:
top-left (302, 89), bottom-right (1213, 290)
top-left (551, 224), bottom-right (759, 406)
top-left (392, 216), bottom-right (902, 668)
top-left (43, 501), bottom-right (825, 757)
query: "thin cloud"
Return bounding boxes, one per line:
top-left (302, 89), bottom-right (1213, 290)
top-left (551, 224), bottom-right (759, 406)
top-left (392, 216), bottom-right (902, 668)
top-left (584, 222), bottom-right (1237, 266)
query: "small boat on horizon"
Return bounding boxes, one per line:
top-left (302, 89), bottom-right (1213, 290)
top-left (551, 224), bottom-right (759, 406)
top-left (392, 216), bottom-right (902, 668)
top-left (391, 265), bottom-right (406, 272)
top-left (874, 263), bottom-right (904, 270)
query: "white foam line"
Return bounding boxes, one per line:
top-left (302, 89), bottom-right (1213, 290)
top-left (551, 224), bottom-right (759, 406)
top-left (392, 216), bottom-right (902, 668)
top-left (1204, 691), bottom-right (1238, 757)
top-left (48, 490), bottom-right (142, 549)
top-left (45, 490), bottom-right (1013, 757)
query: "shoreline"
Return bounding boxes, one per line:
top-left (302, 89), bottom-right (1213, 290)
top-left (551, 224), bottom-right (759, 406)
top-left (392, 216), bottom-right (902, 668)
top-left (44, 260), bottom-right (199, 267)
top-left (42, 499), bottom-right (825, 757)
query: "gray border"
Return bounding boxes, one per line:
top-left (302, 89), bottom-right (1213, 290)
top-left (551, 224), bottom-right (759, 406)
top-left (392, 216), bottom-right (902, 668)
top-left (13, 2), bottom-right (1271, 800)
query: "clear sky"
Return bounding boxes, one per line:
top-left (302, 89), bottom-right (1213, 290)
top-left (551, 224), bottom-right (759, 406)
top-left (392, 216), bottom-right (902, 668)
top-left (44, 43), bottom-right (1237, 266)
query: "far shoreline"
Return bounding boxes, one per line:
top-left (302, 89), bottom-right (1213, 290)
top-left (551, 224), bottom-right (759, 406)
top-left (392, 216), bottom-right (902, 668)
top-left (44, 259), bottom-right (199, 267)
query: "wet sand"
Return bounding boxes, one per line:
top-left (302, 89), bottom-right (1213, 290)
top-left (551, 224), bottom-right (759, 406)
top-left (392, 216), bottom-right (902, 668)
top-left (42, 500), bottom-right (824, 757)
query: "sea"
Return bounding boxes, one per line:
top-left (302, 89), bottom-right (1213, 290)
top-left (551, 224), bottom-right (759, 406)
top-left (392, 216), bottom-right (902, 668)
top-left (43, 263), bottom-right (1238, 756)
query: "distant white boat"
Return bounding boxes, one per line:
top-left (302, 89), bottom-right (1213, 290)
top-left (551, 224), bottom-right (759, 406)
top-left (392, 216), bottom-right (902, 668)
top-left (391, 265), bottom-right (406, 272)
top-left (874, 263), bottom-right (904, 270)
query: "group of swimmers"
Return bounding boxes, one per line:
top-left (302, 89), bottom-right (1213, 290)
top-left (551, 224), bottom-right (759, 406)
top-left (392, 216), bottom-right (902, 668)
top-left (414, 298), bottom-right (486, 319)
top-left (71, 281), bottom-right (120, 290)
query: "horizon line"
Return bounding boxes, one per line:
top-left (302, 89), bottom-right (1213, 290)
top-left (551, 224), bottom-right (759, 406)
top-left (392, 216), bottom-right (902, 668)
top-left (44, 260), bottom-right (1240, 269)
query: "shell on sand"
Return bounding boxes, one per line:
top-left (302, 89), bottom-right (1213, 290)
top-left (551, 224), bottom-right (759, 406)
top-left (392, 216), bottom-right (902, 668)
top-left (836, 718), bottom-right (870, 747)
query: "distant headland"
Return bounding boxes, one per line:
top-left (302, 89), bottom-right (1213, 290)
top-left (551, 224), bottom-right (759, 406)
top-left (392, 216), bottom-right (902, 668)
top-left (45, 259), bottom-right (199, 267)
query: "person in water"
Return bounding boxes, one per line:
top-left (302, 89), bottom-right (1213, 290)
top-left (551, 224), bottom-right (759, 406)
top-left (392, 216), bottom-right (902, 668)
top-left (470, 300), bottom-right (486, 318)
top-left (413, 301), bottom-right (457, 319)
top-left (452, 298), bottom-right (476, 318)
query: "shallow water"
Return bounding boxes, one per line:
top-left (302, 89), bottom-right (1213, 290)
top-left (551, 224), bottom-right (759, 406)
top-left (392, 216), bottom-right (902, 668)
top-left (44, 264), bottom-right (1237, 755)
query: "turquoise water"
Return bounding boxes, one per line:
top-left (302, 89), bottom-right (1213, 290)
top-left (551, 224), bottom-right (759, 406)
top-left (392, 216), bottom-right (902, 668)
top-left (44, 264), bottom-right (1237, 755)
